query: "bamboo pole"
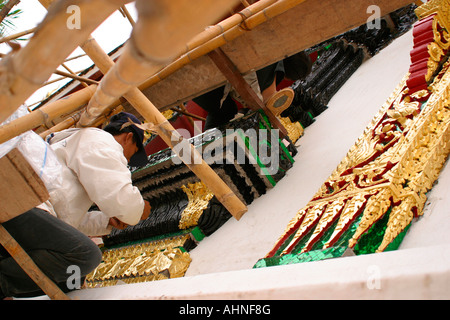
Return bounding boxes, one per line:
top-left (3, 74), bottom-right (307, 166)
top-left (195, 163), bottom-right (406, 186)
top-left (60, 63), bottom-right (88, 88)
top-left (38, 105), bottom-right (124, 139)
top-left (0, 224), bottom-right (70, 300)
top-left (63, 53), bottom-right (87, 63)
top-left (39, 111), bottom-right (82, 139)
top-left (184, 0), bottom-right (277, 53)
top-left (0, 85), bottom-right (96, 144)
top-left (54, 69), bottom-right (98, 86)
top-left (0, 27), bottom-right (36, 44)
top-left (119, 5), bottom-right (135, 27)
top-left (171, 105), bottom-right (206, 122)
top-left (0, 0), bottom-right (131, 124)
top-left (41, 75), bottom-right (72, 87)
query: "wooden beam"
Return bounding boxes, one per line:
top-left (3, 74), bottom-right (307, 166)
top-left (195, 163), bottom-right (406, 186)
top-left (208, 48), bottom-right (288, 138)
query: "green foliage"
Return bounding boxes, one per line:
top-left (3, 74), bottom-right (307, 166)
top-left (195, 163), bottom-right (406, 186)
top-left (0, 0), bottom-right (22, 37)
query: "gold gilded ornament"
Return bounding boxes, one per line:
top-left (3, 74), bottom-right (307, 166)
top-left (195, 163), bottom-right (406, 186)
top-left (278, 116), bottom-right (304, 143)
top-left (301, 198), bottom-right (347, 253)
top-left (85, 235), bottom-right (192, 288)
top-left (178, 182), bottom-right (214, 229)
top-left (323, 193), bottom-right (370, 249)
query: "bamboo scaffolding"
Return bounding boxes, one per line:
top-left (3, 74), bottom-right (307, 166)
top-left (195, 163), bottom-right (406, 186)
top-left (38, 105), bottom-right (124, 139)
top-left (0, 0), bottom-right (300, 147)
top-left (0, 85), bottom-right (96, 144)
top-left (71, 0), bottom-right (247, 220)
top-left (0, 0), bottom-right (131, 124)
top-left (38, 0), bottom-right (296, 128)
top-left (79, 0), bottom-right (241, 125)
top-left (0, 0), bottom-right (307, 219)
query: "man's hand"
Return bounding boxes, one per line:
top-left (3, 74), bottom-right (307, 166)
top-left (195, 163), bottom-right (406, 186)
top-left (108, 217), bottom-right (128, 230)
top-left (141, 200), bottom-right (151, 221)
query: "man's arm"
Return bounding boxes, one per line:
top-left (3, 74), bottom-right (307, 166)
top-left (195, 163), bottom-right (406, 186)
top-left (108, 200), bottom-right (151, 230)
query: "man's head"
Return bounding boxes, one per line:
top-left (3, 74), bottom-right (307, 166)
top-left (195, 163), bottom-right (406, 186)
top-left (103, 112), bottom-right (148, 167)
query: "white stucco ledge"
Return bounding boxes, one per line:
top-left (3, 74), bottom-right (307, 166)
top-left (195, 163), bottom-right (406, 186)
top-left (64, 243), bottom-right (450, 300)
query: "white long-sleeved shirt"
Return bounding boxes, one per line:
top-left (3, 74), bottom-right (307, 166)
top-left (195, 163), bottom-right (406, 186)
top-left (43, 128), bottom-right (144, 236)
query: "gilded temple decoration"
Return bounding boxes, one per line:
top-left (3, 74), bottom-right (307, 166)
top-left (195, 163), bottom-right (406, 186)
top-left (86, 235), bottom-right (192, 288)
top-left (86, 182), bottom-right (215, 287)
top-left (256, 0), bottom-right (450, 267)
top-left (178, 182), bottom-right (214, 229)
top-left (278, 116), bottom-right (304, 143)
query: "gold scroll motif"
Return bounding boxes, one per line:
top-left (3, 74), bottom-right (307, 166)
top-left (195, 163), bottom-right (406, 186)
top-left (300, 197), bottom-right (348, 253)
top-left (278, 116), bottom-right (304, 143)
top-left (427, 16), bottom-right (450, 82)
top-left (267, 0), bottom-right (450, 258)
top-left (85, 235), bottom-right (192, 288)
top-left (85, 182), bottom-right (216, 288)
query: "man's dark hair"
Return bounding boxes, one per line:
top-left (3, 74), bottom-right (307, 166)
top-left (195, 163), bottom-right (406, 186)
top-left (103, 125), bottom-right (138, 144)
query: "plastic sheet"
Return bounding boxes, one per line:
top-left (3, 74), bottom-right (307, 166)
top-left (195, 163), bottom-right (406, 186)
top-left (0, 105), bottom-right (62, 192)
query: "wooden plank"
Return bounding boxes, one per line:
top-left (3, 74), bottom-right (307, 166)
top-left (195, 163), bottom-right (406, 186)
top-left (0, 149), bottom-right (49, 223)
top-left (129, 0), bottom-right (413, 112)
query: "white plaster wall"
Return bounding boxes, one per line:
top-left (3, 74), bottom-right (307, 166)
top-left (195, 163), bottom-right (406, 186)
top-left (68, 243), bottom-right (450, 300)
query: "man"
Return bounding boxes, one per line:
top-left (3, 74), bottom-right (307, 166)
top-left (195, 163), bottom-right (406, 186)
top-left (0, 112), bottom-right (150, 299)
top-left (44, 111), bottom-right (151, 236)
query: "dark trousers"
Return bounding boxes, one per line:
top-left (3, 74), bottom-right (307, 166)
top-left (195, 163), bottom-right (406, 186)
top-left (0, 208), bottom-right (102, 298)
top-left (193, 86), bottom-right (239, 130)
